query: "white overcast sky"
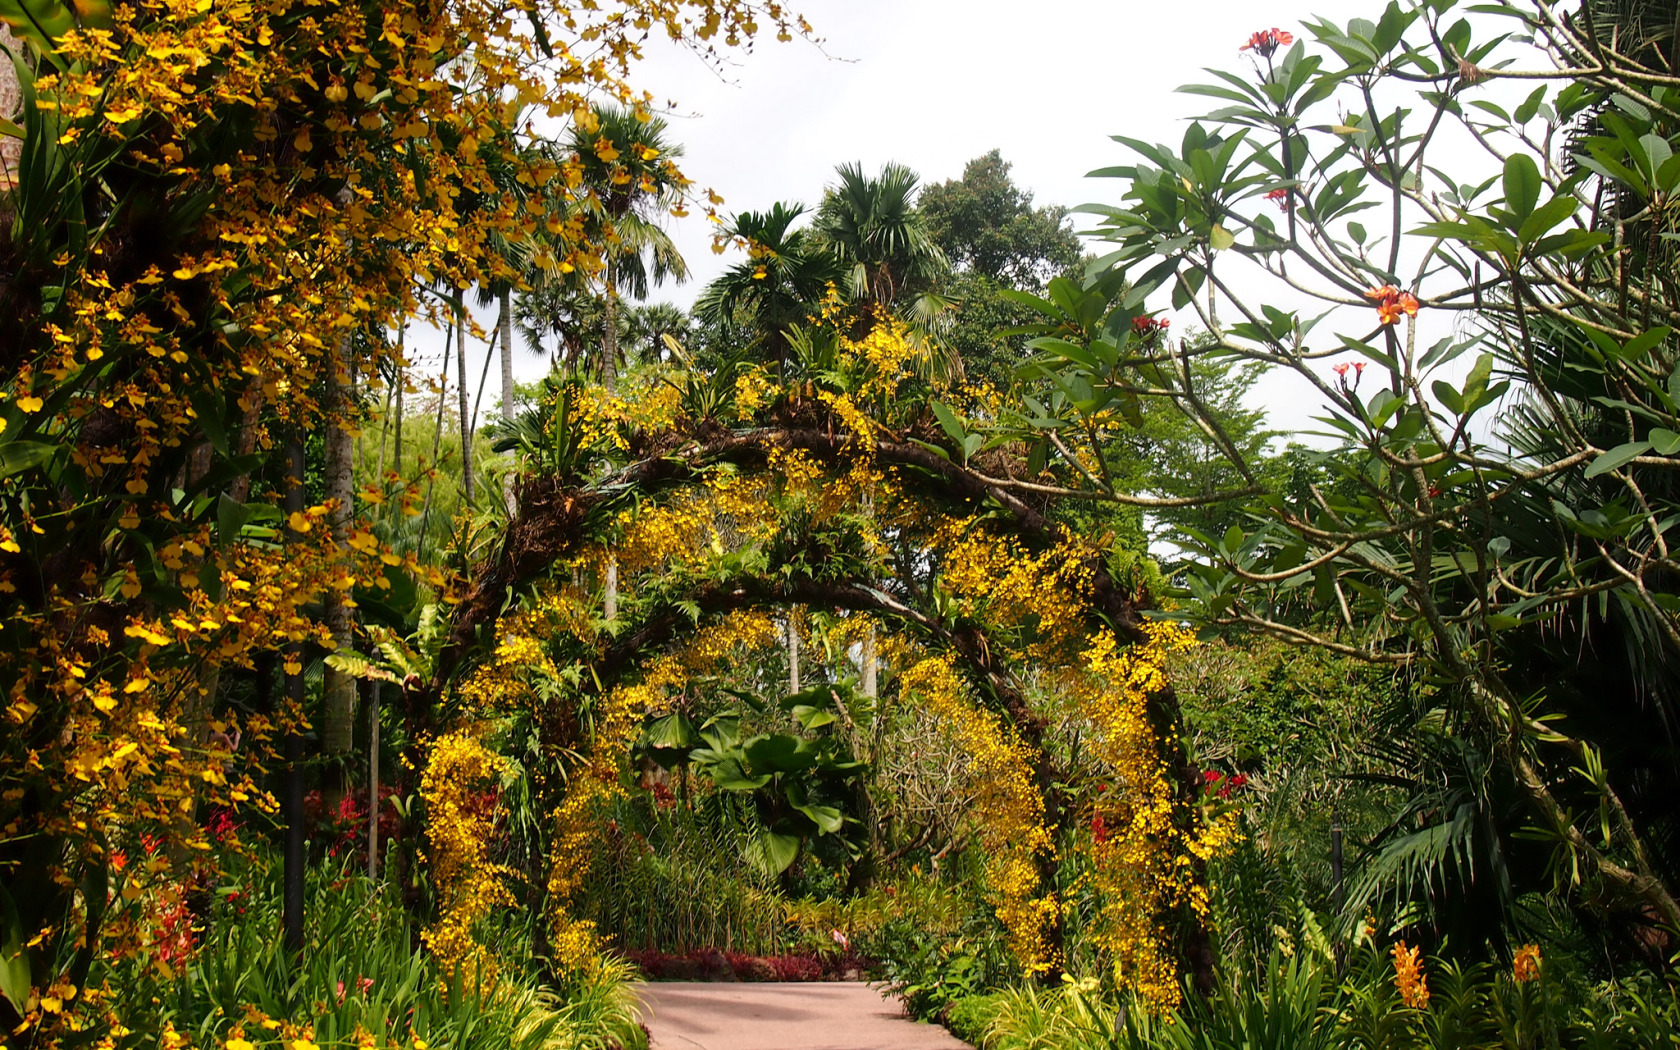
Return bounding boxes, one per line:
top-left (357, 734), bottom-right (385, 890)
top-left (633, 0), bottom-right (1380, 306)
top-left (415, 0), bottom-right (1533, 437)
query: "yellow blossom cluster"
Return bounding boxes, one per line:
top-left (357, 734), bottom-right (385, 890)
top-left (1073, 621), bottom-right (1233, 1007)
top-left (932, 519), bottom-right (1096, 658)
top-left (609, 472), bottom-right (781, 580)
top-left (419, 732), bottom-right (512, 986)
top-left (898, 653), bottom-right (1057, 972)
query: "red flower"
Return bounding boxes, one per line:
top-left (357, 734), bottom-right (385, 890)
top-left (1241, 28), bottom-right (1294, 57)
top-left (1264, 187), bottom-right (1292, 211)
top-left (1131, 316), bottom-right (1170, 339)
top-left (1091, 814), bottom-right (1109, 844)
top-left (206, 810), bottom-right (241, 843)
top-left (1333, 363), bottom-right (1350, 378)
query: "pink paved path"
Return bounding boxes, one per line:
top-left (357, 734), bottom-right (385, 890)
top-left (637, 982), bottom-right (975, 1050)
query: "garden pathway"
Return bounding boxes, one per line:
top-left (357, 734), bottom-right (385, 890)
top-left (638, 982), bottom-right (974, 1050)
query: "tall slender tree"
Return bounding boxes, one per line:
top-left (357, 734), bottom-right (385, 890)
top-left (565, 106), bottom-right (689, 391)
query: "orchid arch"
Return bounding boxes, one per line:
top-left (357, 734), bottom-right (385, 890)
top-left (416, 322), bottom-right (1231, 1003)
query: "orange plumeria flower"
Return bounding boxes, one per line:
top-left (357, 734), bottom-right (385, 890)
top-left (1364, 284), bottom-right (1400, 301)
top-left (1241, 28), bottom-right (1294, 56)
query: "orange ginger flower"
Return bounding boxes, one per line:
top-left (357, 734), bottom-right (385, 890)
top-left (1392, 941), bottom-right (1430, 1009)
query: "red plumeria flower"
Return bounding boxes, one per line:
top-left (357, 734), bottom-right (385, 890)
top-left (1132, 316), bottom-right (1171, 344)
top-left (1241, 28), bottom-right (1294, 57)
top-left (1333, 363), bottom-right (1350, 378)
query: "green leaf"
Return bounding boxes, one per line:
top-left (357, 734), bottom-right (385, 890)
top-left (215, 494), bottom-right (253, 546)
top-left (644, 713), bottom-right (700, 749)
top-left (1649, 429), bottom-right (1680, 455)
top-left (0, 440), bottom-right (55, 479)
top-left (1503, 154), bottom-right (1541, 224)
top-left (791, 802), bottom-right (845, 835)
top-left (790, 705), bottom-right (837, 731)
top-left (1433, 380), bottom-right (1465, 415)
top-left (1619, 326), bottom-right (1671, 361)
top-left (930, 400), bottom-right (966, 446)
top-left (742, 733), bottom-right (816, 774)
top-left (1462, 352), bottom-right (1494, 404)
top-left (0, 883), bottom-right (29, 1015)
top-left (188, 389), bottom-right (230, 457)
top-left (1209, 224), bottom-right (1236, 251)
top-left (742, 831), bottom-right (801, 876)
top-left (1584, 441), bottom-right (1651, 478)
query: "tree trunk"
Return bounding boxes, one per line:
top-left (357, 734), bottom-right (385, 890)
top-left (368, 680), bottom-right (381, 879)
top-left (392, 325), bottom-right (405, 484)
top-left (601, 269), bottom-right (619, 395)
top-left (455, 297), bottom-right (474, 504)
top-left (321, 333), bottom-right (357, 807)
top-left (0, 23), bottom-right (20, 195)
top-left (787, 615), bottom-right (800, 693)
top-left (417, 316), bottom-right (451, 562)
top-left (602, 273), bottom-right (619, 616)
top-left (499, 288), bottom-right (515, 422)
top-left (499, 291), bottom-right (518, 516)
top-left (861, 628), bottom-right (877, 699)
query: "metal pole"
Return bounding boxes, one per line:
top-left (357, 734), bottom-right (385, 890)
top-left (283, 437), bottom-right (307, 962)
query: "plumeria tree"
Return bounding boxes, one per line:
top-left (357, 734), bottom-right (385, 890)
top-left (981, 1), bottom-right (1680, 940)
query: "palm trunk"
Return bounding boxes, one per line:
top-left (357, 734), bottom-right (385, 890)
top-left (498, 290), bottom-right (518, 515)
top-left (321, 333), bottom-right (357, 807)
top-left (455, 297), bottom-right (474, 504)
top-left (602, 266), bottom-right (619, 394)
top-left (417, 318), bottom-right (451, 562)
top-left (393, 325), bottom-right (405, 482)
top-left (499, 288), bottom-right (515, 422)
top-left (602, 271), bottom-right (619, 616)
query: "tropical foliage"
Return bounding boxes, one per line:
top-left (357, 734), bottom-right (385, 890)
top-left (4, 0), bottom-right (1680, 1047)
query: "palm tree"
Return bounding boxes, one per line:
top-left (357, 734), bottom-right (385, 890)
top-left (814, 161), bottom-right (952, 332)
top-left (694, 202), bottom-right (841, 376)
top-left (565, 105), bottom-right (690, 391)
top-left (514, 271), bottom-right (607, 368)
top-left (619, 302), bottom-right (691, 367)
